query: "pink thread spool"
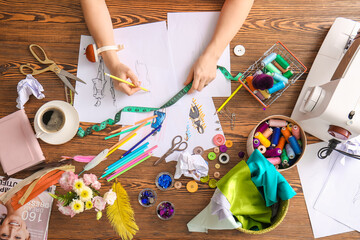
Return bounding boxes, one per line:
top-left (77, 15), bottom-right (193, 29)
top-left (292, 125), bottom-right (301, 140)
top-left (257, 145), bottom-right (266, 154)
top-left (268, 119), bottom-right (287, 128)
top-left (266, 157), bottom-right (281, 165)
top-left (262, 127), bottom-right (273, 139)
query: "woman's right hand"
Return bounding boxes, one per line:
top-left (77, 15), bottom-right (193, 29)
top-left (102, 51), bottom-right (141, 96)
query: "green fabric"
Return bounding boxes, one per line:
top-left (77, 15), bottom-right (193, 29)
top-left (216, 160), bottom-right (272, 230)
top-left (247, 149), bottom-right (297, 207)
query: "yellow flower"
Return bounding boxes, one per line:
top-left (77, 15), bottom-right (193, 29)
top-left (70, 200), bottom-right (84, 214)
top-left (85, 200), bottom-right (93, 210)
top-left (79, 186), bottom-right (93, 202)
top-left (73, 179), bottom-right (85, 194)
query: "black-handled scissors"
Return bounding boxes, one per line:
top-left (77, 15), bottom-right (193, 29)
top-left (154, 135), bottom-right (188, 166)
top-left (19, 44), bottom-right (86, 94)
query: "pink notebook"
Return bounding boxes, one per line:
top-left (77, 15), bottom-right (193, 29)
top-left (0, 109), bottom-right (45, 175)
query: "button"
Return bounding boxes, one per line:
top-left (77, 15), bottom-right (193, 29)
top-left (214, 172), bottom-right (221, 179)
top-left (186, 180), bottom-right (198, 193)
top-left (214, 147), bottom-right (220, 153)
top-left (219, 153), bottom-right (230, 164)
top-left (238, 151), bottom-right (245, 159)
top-left (225, 140), bottom-right (233, 148)
top-left (193, 146), bottom-right (204, 155)
top-left (213, 134), bottom-right (225, 146)
top-left (200, 175), bottom-right (209, 183)
top-left (219, 145), bottom-right (228, 153)
top-left (174, 181), bottom-right (182, 189)
top-left (208, 152), bottom-right (216, 161)
top-left (208, 179), bottom-right (217, 188)
top-left (234, 45), bottom-right (245, 56)
top-left (215, 163), bottom-right (221, 169)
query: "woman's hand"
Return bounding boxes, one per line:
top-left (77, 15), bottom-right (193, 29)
top-left (184, 51), bottom-right (218, 94)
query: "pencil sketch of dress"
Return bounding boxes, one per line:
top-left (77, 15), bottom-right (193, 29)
top-left (92, 57), bottom-right (116, 107)
top-left (135, 60), bottom-right (151, 89)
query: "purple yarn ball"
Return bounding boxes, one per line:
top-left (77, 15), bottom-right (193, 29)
top-left (252, 74), bottom-right (274, 90)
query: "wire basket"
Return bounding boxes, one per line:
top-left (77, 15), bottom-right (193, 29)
top-left (239, 42), bottom-right (307, 108)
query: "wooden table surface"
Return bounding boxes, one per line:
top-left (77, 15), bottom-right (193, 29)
top-left (1, 0), bottom-right (360, 239)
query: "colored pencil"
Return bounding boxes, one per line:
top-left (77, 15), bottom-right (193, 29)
top-left (106, 133), bottom-right (137, 157)
top-left (105, 72), bottom-right (149, 92)
top-left (105, 122), bottom-right (151, 140)
top-left (109, 125), bottom-right (132, 135)
top-left (215, 83), bottom-right (243, 114)
top-left (134, 115), bottom-right (157, 125)
top-left (106, 145), bottom-right (158, 180)
top-left (107, 154), bottom-right (153, 181)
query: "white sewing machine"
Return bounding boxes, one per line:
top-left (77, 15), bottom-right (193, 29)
top-left (292, 17), bottom-right (360, 142)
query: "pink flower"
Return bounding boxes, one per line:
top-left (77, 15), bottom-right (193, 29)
top-left (57, 202), bottom-right (76, 218)
top-left (59, 171), bottom-right (78, 191)
top-left (103, 189), bottom-right (117, 205)
top-left (83, 173), bottom-right (98, 186)
top-left (92, 196), bottom-right (106, 211)
top-left (91, 181), bottom-right (101, 190)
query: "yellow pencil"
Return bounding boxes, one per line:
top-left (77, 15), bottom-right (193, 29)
top-left (215, 83), bottom-right (244, 114)
top-left (105, 73), bottom-right (149, 92)
top-left (106, 132), bottom-right (137, 157)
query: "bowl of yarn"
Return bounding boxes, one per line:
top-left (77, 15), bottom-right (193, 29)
top-left (247, 115), bottom-right (307, 171)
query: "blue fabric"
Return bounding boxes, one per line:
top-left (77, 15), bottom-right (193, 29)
top-left (247, 149), bottom-right (296, 207)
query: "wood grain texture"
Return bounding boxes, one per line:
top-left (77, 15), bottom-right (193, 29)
top-left (1, 0), bottom-right (360, 239)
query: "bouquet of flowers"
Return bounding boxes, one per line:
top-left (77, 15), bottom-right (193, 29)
top-left (50, 171), bottom-right (116, 220)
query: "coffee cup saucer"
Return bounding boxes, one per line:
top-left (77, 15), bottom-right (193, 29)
top-left (34, 100), bottom-right (79, 145)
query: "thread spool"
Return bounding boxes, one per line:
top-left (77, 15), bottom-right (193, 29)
top-left (246, 76), bottom-right (256, 91)
top-left (254, 132), bottom-right (271, 148)
top-left (285, 143), bottom-right (295, 159)
top-left (275, 54), bottom-right (290, 69)
top-left (281, 127), bottom-right (292, 142)
top-left (261, 52), bottom-right (277, 66)
top-left (267, 81), bottom-right (286, 94)
top-left (253, 138), bottom-right (260, 148)
top-left (266, 157), bottom-right (281, 165)
top-left (262, 127), bottom-right (273, 138)
top-left (282, 161), bottom-right (290, 168)
top-left (273, 61), bottom-right (287, 73)
top-left (283, 70), bottom-right (294, 79)
top-left (271, 127), bottom-right (281, 146)
top-left (272, 72), bottom-right (289, 84)
top-left (268, 119), bottom-right (287, 127)
top-left (256, 121), bottom-right (269, 133)
top-left (276, 136), bottom-right (286, 151)
top-left (288, 136), bottom-right (302, 155)
top-left (297, 139), bottom-right (302, 147)
top-left (265, 63), bottom-right (282, 75)
top-left (287, 123), bottom-right (293, 131)
top-left (219, 153), bottom-right (230, 164)
top-left (259, 89), bottom-right (271, 99)
top-left (292, 125), bottom-right (301, 140)
top-left (257, 145), bottom-right (266, 154)
top-left (281, 148), bottom-right (289, 164)
top-left (254, 90), bottom-right (265, 101)
top-left (264, 148), bottom-right (282, 157)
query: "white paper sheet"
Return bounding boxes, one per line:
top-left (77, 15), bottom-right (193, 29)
top-left (297, 142), bottom-right (353, 238)
top-left (118, 95), bottom-right (224, 159)
top-left (167, 12), bottom-right (231, 98)
top-left (74, 21), bottom-right (178, 125)
top-left (314, 139), bottom-right (360, 232)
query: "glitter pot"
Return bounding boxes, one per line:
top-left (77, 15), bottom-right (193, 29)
top-left (138, 188), bottom-right (157, 207)
top-left (156, 201), bottom-right (175, 220)
top-left (155, 172), bottom-right (174, 191)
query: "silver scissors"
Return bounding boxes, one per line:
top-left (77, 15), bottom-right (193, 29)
top-left (19, 44), bottom-right (86, 94)
top-left (154, 135), bottom-right (188, 166)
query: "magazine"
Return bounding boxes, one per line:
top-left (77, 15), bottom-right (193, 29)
top-left (0, 176), bottom-right (55, 240)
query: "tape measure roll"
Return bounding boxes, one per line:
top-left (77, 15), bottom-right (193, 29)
top-left (78, 66), bottom-right (239, 137)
